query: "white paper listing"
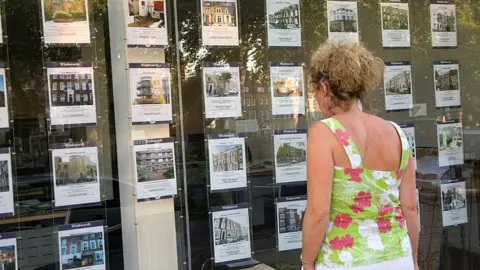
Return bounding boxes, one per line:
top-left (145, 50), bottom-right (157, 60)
top-left (52, 142), bottom-right (101, 208)
top-left (276, 196), bottom-right (306, 251)
top-left (381, 0), bottom-right (410, 48)
top-left (441, 181), bottom-right (467, 227)
top-left (434, 60), bottom-right (461, 108)
top-left (327, 0), bottom-right (359, 43)
top-left (129, 63), bottom-right (173, 124)
top-left (383, 61), bottom-right (413, 111)
top-left (201, 0), bottom-right (239, 46)
top-left (202, 63), bottom-right (242, 119)
top-left (430, 1), bottom-right (457, 48)
top-left (126, 0), bottom-right (168, 46)
top-left (211, 204), bottom-right (251, 264)
top-left (437, 120), bottom-right (464, 167)
top-left (133, 138), bottom-right (177, 202)
top-left (40, 0), bottom-right (91, 44)
top-left (47, 62), bottom-right (97, 127)
top-left (274, 130), bottom-right (307, 184)
top-left (399, 123), bottom-right (417, 170)
top-left (270, 63), bottom-right (305, 116)
top-left (208, 134), bottom-right (247, 192)
top-left (266, 0), bottom-right (302, 47)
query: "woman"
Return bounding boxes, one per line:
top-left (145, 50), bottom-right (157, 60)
top-left (301, 42), bottom-right (419, 270)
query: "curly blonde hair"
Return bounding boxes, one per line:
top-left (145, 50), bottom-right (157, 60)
top-left (309, 42), bottom-right (384, 108)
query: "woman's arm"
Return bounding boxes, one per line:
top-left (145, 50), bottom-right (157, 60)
top-left (399, 154), bottom-right (419, 269)
top-left (302, 123), bottom-right (335, 268)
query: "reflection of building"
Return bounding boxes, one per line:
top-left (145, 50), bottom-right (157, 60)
top-left (55, 155), bottom-right (97, 185)
top-left (432, 11), bottom-right (456, 32)
top-left (135, 76), bottom-right (170, 104)
top-left (213, 218), bottom-right (247, 244)
top-left (213, 145), bottom-right (243, 172)
top-left (385, 71), bottom-right (411, 94)
top-left (50, 74), bottom-right (94, 106)
top-left (436, 69), bottom-right (458, 91)
top-left (61, 233), bottom-right (104, 268)
top-left (0, 161), bottom-right (8, 192)
top-left (278, 207), bottom-right (304, 233)
top-left (276, 143), bottom-right (306, 164)
top-left (382, 6), bottom-right (408, 29)
top-left (203, 2), bottom-right (236, 26)
top-left (330, 8), bottom-right (357, 32)
top-left (269, 4), bottom-right (299, 28)
top-left (205, 73), bottom-right (238, 96)
top-left (136, 149), bottom-right (174, 170)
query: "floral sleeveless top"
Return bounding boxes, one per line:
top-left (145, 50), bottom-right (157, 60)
top-left (316, 118), bottom-right (413, 268)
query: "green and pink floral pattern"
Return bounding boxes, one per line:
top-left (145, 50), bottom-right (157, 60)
top-left (316, 118), bottom-right (412, 268)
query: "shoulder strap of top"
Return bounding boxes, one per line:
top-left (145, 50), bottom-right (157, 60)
top-left (321, 118), bottom-right (363, 169)
top-left (389, 121), bottom-right (411, 171)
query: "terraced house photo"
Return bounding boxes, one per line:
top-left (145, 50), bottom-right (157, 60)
top-left (435, 68), bottom-right (459, 91)
top-left (136, 148), bottom-right (174, 182)
top-left (43, 0), bottom-right (87, 24)
top-left (273, 76), bottom-right (303, 97)
top-left (202, 1), bottom-right (237, 27)
top-left (128, 0), bottom-right (166, 28)
top-left (329, 7), bottom-right (357, 32)
top-left (438, 126), bottom-right (462, 151)
top-left (382, 5), bottom-right (409, 30)
top-left (442, 186), bottom-right (466, 212)
top-left (385, 70), bottom-right (411, 95)
top-left (432, 9), bottom-right (456, 32)
top-left (268, 3), bottom-right (300, 29)
top-left (0, 245), bottom-right (15, 270)
top-left (276, 142), bottom-right (306, 168)
top-left (60, 232), bottom-right (104, 269)
top-left (212, 144), bottom-right (243, 172)
top-left (132, 75), bottom-right (170, 105)
top-left (50, 73), bottom-right (94, 106)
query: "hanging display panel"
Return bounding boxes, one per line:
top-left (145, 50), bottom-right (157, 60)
top-left (0, 148), bottom-right (13, 217)
top-left (51, 142), bottom-right (101, 208)
top-left (327, 0), bottom-right (359, 43)
top-left (133, 138), bottom-right (177, 202)
top-left (126, 0), bottom-right (168, 46)
top-left (211, 204), bottom-right (251, 264)
top-left (200, 0), bottom-right (239, 46)
top-left (434, 60), bottom-right (461, 108)
top-left (399, 123), bottom-right (417, 170)
top-left (273, 130), bottom-right (307, 184)
top-left (47, 62), bottom-right (97, 128)
top-left (440, 181), bottom-right (467, 227)
top-left (202, 63), bottom-right (242, 119)
top-left (430, 1), bottom-right (457, 47)
top-left (0, 233), bottom-right (17, 270)
top-left (40, 0), bottom-right (91, 44)
top-left (58, 221), bottom-right (106, 270)
top-left (266, 0), bottom-right (302, 47)
top-left (129, 63), bottom-right (172, 124)
top-left (0, 63), bottom-right (9, 130)
top-left (208, 134), bottom-right (247, 192)
top-left (270, 62), bottom-right (305, 116)
top-left (276, 196), bottom-right (306, 251)
top-left (437, 120), bottom-right (464, 167)
top-left (383, 61), bottom-right (413, 111)
top-left (380, 0), bottom-right (410, 48)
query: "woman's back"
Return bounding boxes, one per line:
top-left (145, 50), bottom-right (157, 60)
top-left (315, 113), bottom-right (413, 268)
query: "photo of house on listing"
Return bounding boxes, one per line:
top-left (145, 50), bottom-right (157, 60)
top-left (0, 75), bottom-right (5, 108)
top-left (128, 0), bottom-right (166, 28)
top-left (43, 0), bottom-right (87, 24)
top-left (272, 76), bottom-right (303, 98)
top-left (132, 75), bottom-right (170, 105)
top-left (60, 232), bottom-right (104, 269)
top-left (50, 73), bottom-right (94, 107)
top-left (204, 71), bottom-right (239, 97)
top-left (202, 1), bottom-right (237, 27)
top-left (54, 153), bottom-right (98, 187)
